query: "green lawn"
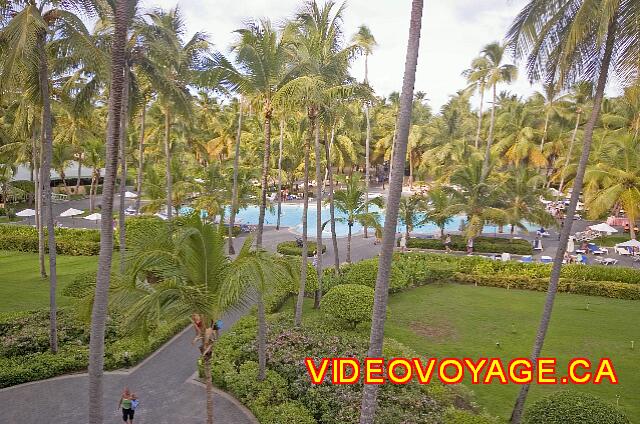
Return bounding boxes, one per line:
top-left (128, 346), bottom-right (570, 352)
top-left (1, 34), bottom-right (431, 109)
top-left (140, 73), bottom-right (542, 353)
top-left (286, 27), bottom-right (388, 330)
top-left (386, 284), bottom-right (639, 421)
top-left (0, 250), bottom-right (98, 312)
top-left (286, 284), bottom-right (639, 421)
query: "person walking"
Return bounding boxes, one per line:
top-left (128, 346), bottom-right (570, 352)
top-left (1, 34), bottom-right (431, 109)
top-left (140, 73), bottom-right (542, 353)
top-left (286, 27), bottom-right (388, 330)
top-left (444, 234), bottom-right (452, 253)
top-left (466, 237), bottom-right (474, 255)
top-left (399, 233), bottom-right (407, 252)
top-left (118, 387), bottom-right (137, 423)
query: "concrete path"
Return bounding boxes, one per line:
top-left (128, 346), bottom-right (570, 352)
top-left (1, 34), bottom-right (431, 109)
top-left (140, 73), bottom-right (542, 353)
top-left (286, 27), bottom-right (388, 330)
top-left (0, 306), bottom-right (257, 424)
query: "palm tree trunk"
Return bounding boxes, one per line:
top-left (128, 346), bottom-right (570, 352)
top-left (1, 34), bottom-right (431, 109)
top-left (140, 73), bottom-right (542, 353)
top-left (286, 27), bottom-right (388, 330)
top-left (88, 0), bottom-right (128, 421)
top-left (256, 107), bottom-right (272, 248)
top-left (37, 34), bottom-right (58, 354)
top-left (347, 223), bottom-right (352, 263)
top-left (313, 123), bottom-right (323, 309)
top-left (408, 150), bottom-right (414, 188)
top-left (164, 110), bottom-right (173, 220)
top-left (118, 67), bottom-right (130, 274)
top-left (90, 168), bottom-right (97, 212)
top-left (76, 160), bottom-right (82, 193)
top-left (295, 113), bottom-right (313, 326)
top-left (481, 83), bottom-right (497, 180)
top-left (135, 105), bottom-right (146, 213)
top-left (557, 111), bottom-right (581, 196)
top-left (474, 83), bottom-right (485, 149)
top-left (33, 126), bottom-right (46, 278)
top-left (257, 293), bottom-right (267, 380)
top-left (539, 108), bottom-right (550, 150)
top-left (359, 1), bottom-right (423, 422)
top-left (276, 117), bottom-right (284, 231)
top-left (510, 17), bottom-right (618, 424)
top-left (325, 126), bottom-right (340, 273)
top-left (203, 352), bottom-right (214, 424)
top-left (228, 101), bottom-right (243, 254)
top-left (364, 104), bottom-right (371, 238)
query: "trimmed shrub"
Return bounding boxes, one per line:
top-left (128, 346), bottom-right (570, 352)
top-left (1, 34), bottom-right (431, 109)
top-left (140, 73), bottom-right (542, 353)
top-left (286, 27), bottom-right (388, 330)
top-left (340, 258), bottom-right (408, 292)
top-left (0, 225), bottom-right (101, 256)
top-left (124, 216), bottom-right (166, 243)
top-left (444, 409), bottom-right (498, 424)
top-left (254, 401), bottom-right (316, 424)
top-left (453, 273), bottom-right (640, 300)
top-left (323, 284), bottom-right (375, 328)
top-left (277, 240), bottom-right (326, 256)
top-left (523, 391), bottom-right (629, 424)
top-left (407, 235), bottom-right (533, 255)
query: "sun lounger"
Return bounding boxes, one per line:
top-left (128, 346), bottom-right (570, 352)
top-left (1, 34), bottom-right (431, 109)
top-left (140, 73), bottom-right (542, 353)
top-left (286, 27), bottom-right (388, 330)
top-left (540, 256), bottom-right (553, 264)
top-left (587, 243), bottom-right (607, 255)
top-left (520, 255), bottom-right (533, 263)
top-left (616, 247), bottom-right (631, 256)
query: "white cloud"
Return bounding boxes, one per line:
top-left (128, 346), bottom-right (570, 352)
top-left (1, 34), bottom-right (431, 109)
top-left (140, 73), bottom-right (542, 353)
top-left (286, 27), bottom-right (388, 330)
top-left (140, 0), bottom-right (607, 110)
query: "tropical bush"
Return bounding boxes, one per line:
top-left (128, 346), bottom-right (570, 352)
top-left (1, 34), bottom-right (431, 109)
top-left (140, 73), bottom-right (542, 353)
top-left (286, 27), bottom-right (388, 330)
top-left (407, 235), bottom-right (533, 255)
top-left (277, 240), bottom-right (326, 256)
top-left (523, 391), bottom-right (629, 424)
top-left (322, 284), bottom-right (374, 328)
top-left (0, 308), bottom-right (186, 388)
top-left (339, 258), bottom-right (408, 292)
top-left (208, 315), bottom-right (493, 424)
top-left (124, 215), bottom-right (166, 243)
top-left (264, 258), bottom-right (317, 313)
top-left (0, 225), bottom-right (101, 255)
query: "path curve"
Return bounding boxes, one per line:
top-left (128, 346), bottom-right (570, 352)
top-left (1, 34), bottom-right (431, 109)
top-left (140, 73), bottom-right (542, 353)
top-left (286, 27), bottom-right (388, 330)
top-left (0, 306), bottom-right (257, 424)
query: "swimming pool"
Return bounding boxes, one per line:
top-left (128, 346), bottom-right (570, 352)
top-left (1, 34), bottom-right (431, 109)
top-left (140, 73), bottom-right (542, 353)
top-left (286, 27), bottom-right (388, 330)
top-left (180, 204), bottom-right (539, 238)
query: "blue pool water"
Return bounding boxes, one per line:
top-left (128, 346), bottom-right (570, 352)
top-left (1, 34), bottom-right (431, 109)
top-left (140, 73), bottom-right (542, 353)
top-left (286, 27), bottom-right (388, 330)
top-left (180, 204), bottom-right (539, 238)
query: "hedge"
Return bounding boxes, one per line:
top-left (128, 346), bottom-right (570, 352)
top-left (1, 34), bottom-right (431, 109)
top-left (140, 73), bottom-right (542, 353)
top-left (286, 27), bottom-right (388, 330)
top-left (407, 235), bottom-right (533, 255)
top-left (328, 253), bottom-right (640, 301)
top-left (277, 241), bottom-right (326, 256)
top-left (322, 284), bottom-right (375, 328)
top-left (523, 391), bottom-right (629, 424)
top-left (0, 225), bottom-right (101, 256)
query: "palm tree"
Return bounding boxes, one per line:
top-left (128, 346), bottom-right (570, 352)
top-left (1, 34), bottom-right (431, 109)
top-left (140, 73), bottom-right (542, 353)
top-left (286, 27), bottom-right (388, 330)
top-left (502, 168), bottom-right (555, 234)
top-left (333, 172), bottom-right (383, 263)
top-left (533, 83), bottom-right (566, 150)
top-left (221, 20), bottom-right (289, 248)
top-left (353, 25), bottom-right (377, 238)
top-left (228, 98), bottom-right (243, 254)
top-left (557, 81), bottom-right (593, 195)
top-left (119, 216), bottom-right (294, 424)
top-left (424, 188), bottom-right (455, 237)
top-left (398, 194), bottom-right (426, 240)
top-left (448, 158), bottom-right (506, 242)
top-left (507, 1), bottom-right (638, 421)
top-left (51, 142), bottom-right (74, 191)
top-left (359, 0), bottom-right (424, 422)
top-left (585, 135), bottom-right (640, 239)
top-left (87, 0), bottom-right (129, 421)
top-left (463, 55), bottom-right (490, 149)
top-left (279, 0), bottom-right (363, 319)
top-left (478, 42), bottom-right (517, 179)
top-left (139, 7), bottom-right (210, 220)
top-left (0, 0), bottom-right (93, 354)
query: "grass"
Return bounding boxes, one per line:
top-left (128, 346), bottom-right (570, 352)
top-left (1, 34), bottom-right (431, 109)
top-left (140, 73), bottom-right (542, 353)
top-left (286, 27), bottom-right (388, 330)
top-left (0, 250), bottom-right (98, 313)
top-left (283, 284), bottom-right (639, 421)
top-left (593, 234), bottom-right (635, 247)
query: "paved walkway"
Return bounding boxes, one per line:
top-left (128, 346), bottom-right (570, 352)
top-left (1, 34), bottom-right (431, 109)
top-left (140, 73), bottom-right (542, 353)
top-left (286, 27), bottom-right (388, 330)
top-left (0, 305), bottom-right (257, 424)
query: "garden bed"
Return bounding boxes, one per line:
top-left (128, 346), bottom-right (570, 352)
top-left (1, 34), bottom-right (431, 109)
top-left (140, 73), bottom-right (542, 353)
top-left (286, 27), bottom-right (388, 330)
top-left (406, 235), bottom-right (533, 255)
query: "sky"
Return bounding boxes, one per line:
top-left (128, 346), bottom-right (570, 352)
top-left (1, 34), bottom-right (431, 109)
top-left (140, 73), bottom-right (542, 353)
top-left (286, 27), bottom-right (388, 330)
top-left (138, 0), bottom-right (542, 110)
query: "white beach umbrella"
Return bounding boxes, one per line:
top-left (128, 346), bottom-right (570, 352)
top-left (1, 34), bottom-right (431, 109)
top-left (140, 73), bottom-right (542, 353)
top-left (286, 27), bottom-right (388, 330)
top-left (589, 222), bottom-right (618, 234)
top-left (84, 213), bottom-right (102, 221)
top-left (60, 208), bottom-right (83, 217)
top-left (616, 239), bottom-right (640, 248)
top-left (124, 191), bottom-right (138, 199)
top-left (16, 208), bottom-right (36, 217)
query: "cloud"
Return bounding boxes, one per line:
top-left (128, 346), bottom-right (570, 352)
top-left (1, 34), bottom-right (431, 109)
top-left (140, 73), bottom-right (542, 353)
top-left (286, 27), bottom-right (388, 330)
top-left (139, 0), bottom-right (544, 109)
